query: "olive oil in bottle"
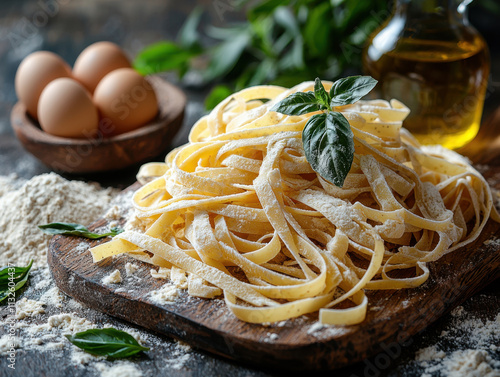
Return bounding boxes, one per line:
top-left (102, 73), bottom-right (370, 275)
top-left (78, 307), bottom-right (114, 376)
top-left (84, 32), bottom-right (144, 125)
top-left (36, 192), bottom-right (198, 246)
top-left (363, 0), bottom-right (490, 149)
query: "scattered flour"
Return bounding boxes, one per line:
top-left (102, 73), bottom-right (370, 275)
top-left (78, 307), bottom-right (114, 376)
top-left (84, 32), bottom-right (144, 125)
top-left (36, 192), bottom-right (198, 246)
top-left (0, 335), bottom-right (20, 356)
top-left (10, 311), bottom-right (97, 358)
top-left (150, 283), bottom-right (179, 305)
top-left (34, 268), bottom-right (53, 290)
top-left (483, 238), bottom-right (500, 247)
top-left (102, 269), bottom-right (122, 284)
top-left (15, 298), bottom-right (45, 319)
top-left (71, 348), bottom-right (104, 365)
top-left (451, 306), bottom-right (465, 317)
top-left (124, 210), bottom-right (146, 233)
top-left (170, 267), bottom-right (188, 289)
top-left (167, 353), bottom-right (192, 370)
top-left (151, 267), bottom-right (170, 279)
top-left (307, 322), bottom-right (326, 335)
top-left (264, 332), bottom-right (279, 342)
top-left (443, 350), bottom-right (500, 377)
top-left (416, 345), bottom-right (446, 361)
top-left (33, 313), bottom-right (95, 334)
top-left (176, 341), bottom-right (192, 353)
top-left (415, 305), bottom-right (500, 377)
top-left (94, 361), bottom-right (143, 377)
top-left (125, 262), bottom-right (139, 277)
top-left (40, 286), bottom-right (65, 308)
top-left (0, 173), bottom-right (117, 268)
top-left (104, 205), bottom-right (123, 221)
top-left (165, 341), bottom-right (193, 370)
top-left (67, 299), bottom-right (84, 310)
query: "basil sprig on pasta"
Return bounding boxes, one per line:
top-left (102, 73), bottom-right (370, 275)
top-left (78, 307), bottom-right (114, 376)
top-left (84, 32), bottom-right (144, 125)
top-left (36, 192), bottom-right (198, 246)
top-left (270, 76), bottom-right (377, 187)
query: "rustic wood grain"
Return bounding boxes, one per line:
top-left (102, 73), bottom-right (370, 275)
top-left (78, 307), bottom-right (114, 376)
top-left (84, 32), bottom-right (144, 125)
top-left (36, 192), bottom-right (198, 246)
top-left (10, 77), bottom-right (186, 174)
top-left (48, 176), bottom-right (500, 371)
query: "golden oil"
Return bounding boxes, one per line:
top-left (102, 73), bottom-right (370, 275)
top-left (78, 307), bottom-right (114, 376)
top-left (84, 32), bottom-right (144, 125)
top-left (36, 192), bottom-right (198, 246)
top-left (363, 1), bottom-right (490, 149)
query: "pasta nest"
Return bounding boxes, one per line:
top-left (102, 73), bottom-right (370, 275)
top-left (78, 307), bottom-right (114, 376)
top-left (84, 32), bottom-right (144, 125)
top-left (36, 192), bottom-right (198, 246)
top-left (91, 81), bottom-right (495, 325)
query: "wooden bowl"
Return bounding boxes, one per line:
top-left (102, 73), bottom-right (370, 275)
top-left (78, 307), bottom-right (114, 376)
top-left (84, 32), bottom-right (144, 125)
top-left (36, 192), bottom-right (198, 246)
top-left (10, 77), bottom-right (186, 174)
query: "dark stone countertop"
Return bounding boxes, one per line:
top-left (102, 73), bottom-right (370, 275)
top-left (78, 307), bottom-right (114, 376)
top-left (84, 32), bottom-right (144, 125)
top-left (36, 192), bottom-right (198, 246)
top-left (0, 1), bottom-right (498, 376)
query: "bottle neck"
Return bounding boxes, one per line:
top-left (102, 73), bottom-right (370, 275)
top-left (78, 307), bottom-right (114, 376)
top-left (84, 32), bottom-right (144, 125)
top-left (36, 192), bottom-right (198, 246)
top-left (394, 0), bottom-right (471, 24)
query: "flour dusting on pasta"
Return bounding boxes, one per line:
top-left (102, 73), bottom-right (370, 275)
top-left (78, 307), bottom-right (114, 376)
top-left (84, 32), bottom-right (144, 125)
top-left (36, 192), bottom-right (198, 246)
top-left (91, 81), bottom-right (495, 325)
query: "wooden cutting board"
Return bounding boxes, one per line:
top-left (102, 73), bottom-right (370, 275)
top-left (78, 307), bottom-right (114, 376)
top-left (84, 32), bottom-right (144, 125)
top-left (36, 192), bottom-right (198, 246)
top-left (48, 174), bottom-right (500, 371)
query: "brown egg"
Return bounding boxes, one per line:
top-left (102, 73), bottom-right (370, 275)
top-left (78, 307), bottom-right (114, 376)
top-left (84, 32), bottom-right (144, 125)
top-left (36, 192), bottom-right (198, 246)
top-left (15, 51), bottom-right (72, 120)
top-left (73, 41), bottom-right (131, 94)
top-left (93, 68), bottom-right (159, 135)
top-left (38, 78), bottom-right (99, 138)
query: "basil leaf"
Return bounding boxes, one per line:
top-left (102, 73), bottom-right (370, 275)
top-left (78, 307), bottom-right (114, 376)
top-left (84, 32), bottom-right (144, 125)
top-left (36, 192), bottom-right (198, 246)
top-left (314, 78), bottom-right (331, 110)
top-left (304, 3), bottom-right (331, 58)
top-left (0, 291), bottom-right (9, 303)
top-left (133, 41), bottom-right (200, 76)
top-left (0, 260), bottom-right (33, 303)
top-left (204, 31), bottom-right (251, 82)
top-left (248, 0), bottom-right (289, 22)
top-left (0, 259), bottom-right (33, 285)
top-left (302, 112), bottom-right (354, 187)
top-left (270, 91), bottom-right (322, 116)
top-left (65, 328), bottom-right (149, 358)
top-left (179, 6), bottom-right (203, 49)
top-left (205, 85), bottom-right (233, 110)
top-left (329, 76), bottom-right (378, 107)
top-left (38, 223), bottom-right (123, 240)
top-left (0, 265), bottom-right (29, 280)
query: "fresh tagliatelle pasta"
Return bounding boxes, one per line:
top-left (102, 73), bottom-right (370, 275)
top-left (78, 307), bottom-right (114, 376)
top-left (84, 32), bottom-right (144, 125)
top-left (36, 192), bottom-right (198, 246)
top-left (90, 81), bottom-right (497, 325)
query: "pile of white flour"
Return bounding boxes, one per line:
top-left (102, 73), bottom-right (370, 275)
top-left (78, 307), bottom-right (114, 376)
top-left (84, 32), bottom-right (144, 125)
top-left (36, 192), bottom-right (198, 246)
top-left (0, 173), bottom-right (118, 268)
top-left (414, 305), bottom-right (500, 376)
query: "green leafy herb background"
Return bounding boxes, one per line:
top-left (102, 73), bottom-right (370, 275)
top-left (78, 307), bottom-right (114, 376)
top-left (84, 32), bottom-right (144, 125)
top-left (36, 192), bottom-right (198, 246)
top-left (134, 0), bottom-right (497, 109)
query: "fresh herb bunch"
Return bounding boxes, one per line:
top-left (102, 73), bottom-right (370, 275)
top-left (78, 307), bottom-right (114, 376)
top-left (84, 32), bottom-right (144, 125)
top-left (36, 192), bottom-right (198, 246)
top-left (38, 223), bottom-right (123, 240)
top-left (271, 76), bottom-right (377, 187)
top-left (134, 0), bottom-right (389, 108)
top-left (0, 260), bottom-right (33, 303)
top-left (65, 328), bottom-right (149, 358)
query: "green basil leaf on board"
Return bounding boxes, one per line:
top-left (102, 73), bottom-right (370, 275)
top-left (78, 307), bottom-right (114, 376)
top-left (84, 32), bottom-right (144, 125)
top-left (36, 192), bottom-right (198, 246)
top-left (302, 111), bottom-right (354, 187)
top-left (269, 91), bottom-right (321, 115)
top-left (65, 328), bottom-right (149, 358)
top-left (38, 223), bottom-right (123, 240)
top-left (329, 75), bottom-right (378, 107)
top-left (0, 259), bottom-right (33, 303)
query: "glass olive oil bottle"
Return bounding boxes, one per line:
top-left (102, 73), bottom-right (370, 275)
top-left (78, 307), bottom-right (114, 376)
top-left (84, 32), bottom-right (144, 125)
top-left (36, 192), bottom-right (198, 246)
top-left (363, 0), bottom-right (489, 149)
